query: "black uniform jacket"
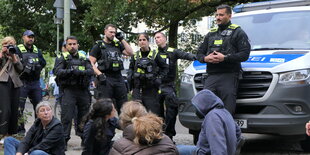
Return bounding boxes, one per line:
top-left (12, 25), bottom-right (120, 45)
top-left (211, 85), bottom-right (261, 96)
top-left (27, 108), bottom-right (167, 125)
top-left (17, 117), bottom-right (65, 155)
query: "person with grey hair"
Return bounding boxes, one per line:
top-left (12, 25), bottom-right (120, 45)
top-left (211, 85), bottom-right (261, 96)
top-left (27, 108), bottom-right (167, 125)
top-left (3, 101), bottom-right (65, 155)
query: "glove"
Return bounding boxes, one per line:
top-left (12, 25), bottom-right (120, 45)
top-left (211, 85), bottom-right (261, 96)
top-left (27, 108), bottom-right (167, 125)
top-left (98, 74), bottom-right (107, 84)
top-left (115, 32), bottom-right (124, 41)
top-left (154, 78), bottom-right (162, 88)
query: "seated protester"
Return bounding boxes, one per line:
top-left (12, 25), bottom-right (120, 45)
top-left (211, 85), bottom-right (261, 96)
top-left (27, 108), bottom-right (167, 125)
top-left (110, 113), bottom-right (178, 155)
top-left (4, 101), bottom-right (65, 155)
top-left (118, 101), bottom-right (148, 129)
top-left (81, 98), bottom-right (119, 155)
top-left (177, 89), bottom-right (243, 155)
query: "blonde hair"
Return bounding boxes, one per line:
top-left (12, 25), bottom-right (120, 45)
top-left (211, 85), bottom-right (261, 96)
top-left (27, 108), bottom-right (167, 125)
top-left (1, 36), bottom-right (16, 46)
top-left (119, 101), bottom-right (147, 129)
top-left (132, 113), bottom-right (164, 145)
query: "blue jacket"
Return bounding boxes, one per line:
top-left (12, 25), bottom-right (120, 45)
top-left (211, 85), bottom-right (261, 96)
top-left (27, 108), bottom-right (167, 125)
top-left (192, 89), bottom-right (241, 155)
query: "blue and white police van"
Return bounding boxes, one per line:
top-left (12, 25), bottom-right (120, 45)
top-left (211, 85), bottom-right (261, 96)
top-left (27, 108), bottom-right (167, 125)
top-left (178, 0), bottom-right (310, 149)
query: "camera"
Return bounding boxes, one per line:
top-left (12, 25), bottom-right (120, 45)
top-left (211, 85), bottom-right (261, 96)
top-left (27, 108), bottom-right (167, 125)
top-left (7, 45), bottom-right (16, 54)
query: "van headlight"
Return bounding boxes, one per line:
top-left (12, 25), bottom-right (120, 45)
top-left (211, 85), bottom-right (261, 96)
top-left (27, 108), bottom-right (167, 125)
top-left (181, 73), bottom-right (194, 84)
top-left (279, 69), bottom-right (310, 84)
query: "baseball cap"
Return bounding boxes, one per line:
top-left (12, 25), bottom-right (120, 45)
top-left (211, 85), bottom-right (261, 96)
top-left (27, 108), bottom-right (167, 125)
top-left (23, 30), bottom-right (35, 36)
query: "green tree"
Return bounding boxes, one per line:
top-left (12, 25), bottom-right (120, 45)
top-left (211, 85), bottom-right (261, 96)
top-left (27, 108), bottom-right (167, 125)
top-left (82, 0), bottom-right (265, 48)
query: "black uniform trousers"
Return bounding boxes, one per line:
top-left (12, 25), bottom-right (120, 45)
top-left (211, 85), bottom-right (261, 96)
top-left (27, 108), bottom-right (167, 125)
top-left (132, 82), bottom-right (161, 116)
top-left (61, 86), bottom-right (90, 142)
top-left (203, 72), bottom-right (240, 115)
top-left (0, 78), bottom-right (19, 135)
top-left (18, 80), bottom-right (42, 133)
top-left (96, 75), bottom-right (128, 114)
top-left (159, 82), bottom-right (178, 138)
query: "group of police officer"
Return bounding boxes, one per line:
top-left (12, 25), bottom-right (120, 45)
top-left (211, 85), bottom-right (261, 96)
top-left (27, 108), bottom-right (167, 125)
top-left (16, 3), bottom-right (250, 149)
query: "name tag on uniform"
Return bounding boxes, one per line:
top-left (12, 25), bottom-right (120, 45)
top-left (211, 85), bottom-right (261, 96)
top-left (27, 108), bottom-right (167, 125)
top-left (166, 58), bottom-right (169, 64)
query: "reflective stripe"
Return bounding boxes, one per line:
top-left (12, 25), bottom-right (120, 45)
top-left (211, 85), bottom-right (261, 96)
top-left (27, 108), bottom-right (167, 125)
top-left (78, 66), bottom-right (85, 70)
top-left (167, 47), bottom-right (174, 52)
top-left (137, 68), bottom-right (145, 73)
top-left (228, 24), bottom-right (240, 29)
top-left (134, 49), bottom-right (158, 60)
top-left (214, 40), bottom-right (223, 45)
top-left (160, 55), bottom-right (167, 59)
top-left (113, 63), bottom-right (120, 67)
top-left (17, 44), bottom-right (39, 53)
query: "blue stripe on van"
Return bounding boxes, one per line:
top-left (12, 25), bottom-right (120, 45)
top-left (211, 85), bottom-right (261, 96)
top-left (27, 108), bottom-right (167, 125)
top-left (193, 54), bottom-right (304, 70)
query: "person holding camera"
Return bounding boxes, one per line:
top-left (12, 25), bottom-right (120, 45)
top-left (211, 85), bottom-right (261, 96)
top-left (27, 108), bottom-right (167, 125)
top-left (54, 36), bottom-right (93, 148)
top-left (128, 33), bottom-right (168, 116)
top-left (0, 36), bottom-right (23, 140)
top-left (16, 30), bottom-right (46, 135)
top-left (89, 24), bottom-right (133, 114)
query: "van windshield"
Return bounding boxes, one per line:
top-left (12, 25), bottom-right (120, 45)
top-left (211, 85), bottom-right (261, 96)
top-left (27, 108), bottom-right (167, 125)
top-left (232, 11), bottom-right (310, 50)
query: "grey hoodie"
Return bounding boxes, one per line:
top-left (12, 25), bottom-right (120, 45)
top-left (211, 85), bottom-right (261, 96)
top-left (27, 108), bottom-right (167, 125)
top-left (192, 89), bottom-right (241, 155)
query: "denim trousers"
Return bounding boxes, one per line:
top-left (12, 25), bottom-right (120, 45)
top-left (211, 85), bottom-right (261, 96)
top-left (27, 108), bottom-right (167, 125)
top-left (4, 137), bottom-right (48, 155)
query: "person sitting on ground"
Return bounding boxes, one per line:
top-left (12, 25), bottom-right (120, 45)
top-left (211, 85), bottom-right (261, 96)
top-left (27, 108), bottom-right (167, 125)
top-left (109, 101), bottom-right (178, 155)
top-left (81, 98), bottom-right (119, 155)
top-left (4, 101), bottom-right (65, 155)
top-left (177, 89), bottom-right (244, 155)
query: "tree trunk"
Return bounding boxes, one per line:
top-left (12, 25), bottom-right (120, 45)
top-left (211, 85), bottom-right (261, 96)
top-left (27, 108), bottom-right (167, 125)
top-left (168, 21), bottom-right (179, 48)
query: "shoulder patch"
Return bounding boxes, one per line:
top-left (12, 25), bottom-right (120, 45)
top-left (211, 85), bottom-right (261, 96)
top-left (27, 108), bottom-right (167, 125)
top-left (210, 27), bottom-right (218, 32)
top-left (228, 24), bottom-right (240, 29)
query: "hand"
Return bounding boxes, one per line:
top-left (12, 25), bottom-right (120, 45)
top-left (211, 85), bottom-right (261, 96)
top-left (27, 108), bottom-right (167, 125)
top-left (306, 122), bottom-right (310, 136)
top-left (115, 32), bottom-right (124, 41)
top-left (212, 51), bottom-right (225, 62)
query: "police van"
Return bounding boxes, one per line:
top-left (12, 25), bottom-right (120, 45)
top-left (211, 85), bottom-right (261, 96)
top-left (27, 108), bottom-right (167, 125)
top-left (178, 0), bottom-right (310, 149)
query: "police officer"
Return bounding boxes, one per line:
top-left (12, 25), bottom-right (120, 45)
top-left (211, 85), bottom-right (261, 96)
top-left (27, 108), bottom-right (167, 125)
top-left (197, 4), bottom-right (251, 114)
top-left (129, 33), bottom-right (168, 116)
top-left (54, 36), bottom-right (93, 146)
top-left (17, 30), bottom-right (46, 134)
top-left (154, 32), bottom-right (196, 140)
top-left (89, 24), bottom-right (133, 114)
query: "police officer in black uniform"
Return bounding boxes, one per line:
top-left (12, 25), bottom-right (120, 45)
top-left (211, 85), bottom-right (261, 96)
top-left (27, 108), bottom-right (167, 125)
top-left (197, 4), bottom-right (251, 115)
top-left (154, 32), bottom-right (196, 140)
top-left (17, 30), bottom-right (46, 134)
top-left (54, 36), bottom-right (93, 146)
top-left (89, 24), bottom-right (133, 114)
top-left (128, 33), bottom-right (168, 116)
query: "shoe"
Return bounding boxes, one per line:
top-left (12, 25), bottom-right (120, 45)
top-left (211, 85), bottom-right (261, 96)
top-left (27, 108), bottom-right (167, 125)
top-left (0, 138), bottom-right (4, 145)
top-left (235, 136), bottom-right (246, 155)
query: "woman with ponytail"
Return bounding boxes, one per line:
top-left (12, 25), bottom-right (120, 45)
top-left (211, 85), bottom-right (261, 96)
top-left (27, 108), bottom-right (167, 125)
top-left (110, 101), bottom-right (178, 155)
top-left (81, 98), bottom-right (119, 155)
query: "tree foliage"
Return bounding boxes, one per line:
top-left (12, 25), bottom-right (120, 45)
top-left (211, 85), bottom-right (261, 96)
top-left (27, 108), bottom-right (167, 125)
top-left (0, 0), bottom-right (266, 53)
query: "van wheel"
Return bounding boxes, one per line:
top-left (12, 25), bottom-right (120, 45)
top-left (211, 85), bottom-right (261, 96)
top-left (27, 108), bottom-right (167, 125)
top-left (300, 135), bottom-right (310, 152)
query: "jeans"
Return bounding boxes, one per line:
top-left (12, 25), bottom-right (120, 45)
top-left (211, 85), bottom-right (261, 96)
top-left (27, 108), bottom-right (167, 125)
top-left (176, 145), bottom-right (197, 155)
top-left (4, 137), bottom-right (49, 155)
top-left (4, 137), bottom-right (19, 155)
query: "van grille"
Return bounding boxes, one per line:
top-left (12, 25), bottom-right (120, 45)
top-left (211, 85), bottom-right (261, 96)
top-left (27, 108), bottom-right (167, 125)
top-left (194, 71), bottom-right (273, 99)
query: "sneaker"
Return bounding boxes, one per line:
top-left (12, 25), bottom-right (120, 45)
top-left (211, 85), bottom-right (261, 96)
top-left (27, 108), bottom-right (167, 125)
top-left (235, 136), bottom-right (246, 155)
top-left (0, 138), bottom-right (4, 145)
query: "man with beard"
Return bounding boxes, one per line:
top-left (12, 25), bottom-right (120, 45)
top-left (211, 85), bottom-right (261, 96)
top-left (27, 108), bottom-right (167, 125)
top-left (54, 36), bottom-right (93, 148)
top-left (17, 30), bottom-right (46, 135)
top-left (89, 24), bottom-right (133, 114)
top-left (197, 4), bottom-right (251, 115)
